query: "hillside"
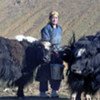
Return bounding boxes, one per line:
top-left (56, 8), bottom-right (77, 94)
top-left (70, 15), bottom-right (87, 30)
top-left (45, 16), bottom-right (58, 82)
top-left (0, 0), bottom-right (100, 44)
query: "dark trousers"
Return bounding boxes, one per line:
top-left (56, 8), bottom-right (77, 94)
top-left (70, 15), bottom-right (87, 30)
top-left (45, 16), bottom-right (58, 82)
top-left (39, 80), bottom-right (61, 92)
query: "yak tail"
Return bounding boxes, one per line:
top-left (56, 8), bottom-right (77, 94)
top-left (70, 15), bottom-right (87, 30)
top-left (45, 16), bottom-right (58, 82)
top-left (68, 31), bottom-right (76, 49)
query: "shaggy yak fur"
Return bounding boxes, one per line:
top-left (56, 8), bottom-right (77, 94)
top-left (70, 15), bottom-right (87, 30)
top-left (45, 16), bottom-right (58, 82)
top-left (63, 33), bottom-right (100, 100)
top-left (0, 37), bottom-right (51, 97)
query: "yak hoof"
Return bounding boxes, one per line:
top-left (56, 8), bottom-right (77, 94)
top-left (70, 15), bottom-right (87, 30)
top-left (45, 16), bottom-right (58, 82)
top-left (71, 93), bottom-right (77, 100)
top-left (85, 94), bottom-right (92, 100)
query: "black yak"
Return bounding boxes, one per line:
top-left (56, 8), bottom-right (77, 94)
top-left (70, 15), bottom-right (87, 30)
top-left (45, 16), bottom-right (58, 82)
top-left (0, 36), bottom-right (51, 97)
top-left (63, 33), bottom-right (100, 100)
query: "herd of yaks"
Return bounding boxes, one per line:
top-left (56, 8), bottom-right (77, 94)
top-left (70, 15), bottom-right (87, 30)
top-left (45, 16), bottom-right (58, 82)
top-left (0, 33), bottom-right (99, 100)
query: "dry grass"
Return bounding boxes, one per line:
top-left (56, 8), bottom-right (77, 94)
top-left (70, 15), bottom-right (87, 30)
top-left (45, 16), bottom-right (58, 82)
top-left (0, 0), bottom-right (99, 43)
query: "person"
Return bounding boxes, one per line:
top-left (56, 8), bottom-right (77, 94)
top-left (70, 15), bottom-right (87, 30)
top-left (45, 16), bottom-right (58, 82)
top-left (36, 11), bottom-right (63, 98)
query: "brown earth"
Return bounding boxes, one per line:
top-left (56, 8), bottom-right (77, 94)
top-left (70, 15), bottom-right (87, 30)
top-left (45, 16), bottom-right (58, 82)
top-left (0, 0), bottom-right (100, 43)
top-left (0, 0), bottom-right (100, 99)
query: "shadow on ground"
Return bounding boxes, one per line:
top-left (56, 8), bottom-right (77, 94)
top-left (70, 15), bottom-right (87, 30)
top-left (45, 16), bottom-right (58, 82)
top-left (0, 96), bottom-right (69, 100)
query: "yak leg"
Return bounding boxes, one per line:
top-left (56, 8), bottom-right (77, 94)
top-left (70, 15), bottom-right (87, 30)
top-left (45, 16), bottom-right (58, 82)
top-left (17, 85), bottom-right (24, 97)
top-left (76, 92), bottom-right (81, 100)
top-left (96, 91), bottom-right (100, 100)
top-left (71, 92), bottom-right (77, 100)
top-left (85, 94), bottom-right (92, 100)
top-left (71, 92), bottom-right (81, 100)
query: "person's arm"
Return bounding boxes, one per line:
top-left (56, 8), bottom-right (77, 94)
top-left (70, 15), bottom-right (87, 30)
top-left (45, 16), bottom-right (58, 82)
top-left (41, 27), bottom-right (50, 41)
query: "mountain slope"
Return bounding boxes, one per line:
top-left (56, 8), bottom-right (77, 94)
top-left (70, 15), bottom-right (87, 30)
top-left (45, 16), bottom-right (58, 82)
top-left (0, 0), bottom-right (100, 44)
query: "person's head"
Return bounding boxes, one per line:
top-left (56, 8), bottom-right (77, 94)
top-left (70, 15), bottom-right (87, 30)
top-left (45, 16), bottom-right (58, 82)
top-left (49, 11), bottom-right (59, 25)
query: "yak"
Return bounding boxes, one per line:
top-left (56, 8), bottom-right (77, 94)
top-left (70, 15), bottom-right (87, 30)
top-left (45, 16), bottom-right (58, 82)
top-left (0, 36), bottom-right (51, 97)
top-left (62, 33), bottom-right (100, 100)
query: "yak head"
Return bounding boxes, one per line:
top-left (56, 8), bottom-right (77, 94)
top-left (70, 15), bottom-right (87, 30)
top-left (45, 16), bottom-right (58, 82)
top-left (70, 47), bottom-right (94, 76)
top-left (71, 58), bottom-right (94, 76)
top-left (25, 41), bottom-right (51, 67)
top-left (69, 34), bottom-right (98, 76)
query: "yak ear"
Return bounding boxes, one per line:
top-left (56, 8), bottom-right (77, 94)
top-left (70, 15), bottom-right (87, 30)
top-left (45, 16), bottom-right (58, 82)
top-left (68, 31), bottom-right (76, 48)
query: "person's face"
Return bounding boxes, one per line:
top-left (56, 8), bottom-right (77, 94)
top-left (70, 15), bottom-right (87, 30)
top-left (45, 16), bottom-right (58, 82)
top-left (50, 16), bottom-right (58, 25)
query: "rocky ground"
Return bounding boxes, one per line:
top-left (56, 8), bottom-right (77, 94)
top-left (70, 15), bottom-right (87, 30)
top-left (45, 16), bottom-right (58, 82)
top-left (0, 78), bottom-right (99, 100)
top-left (0, 67), bottom-right (71, 99)
top-left (0, 67), bottom-right (99, 100)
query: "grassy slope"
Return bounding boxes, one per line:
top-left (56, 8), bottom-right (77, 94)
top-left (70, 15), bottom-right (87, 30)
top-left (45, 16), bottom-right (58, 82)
top-left (0, 0), bottom-right (100, 44)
